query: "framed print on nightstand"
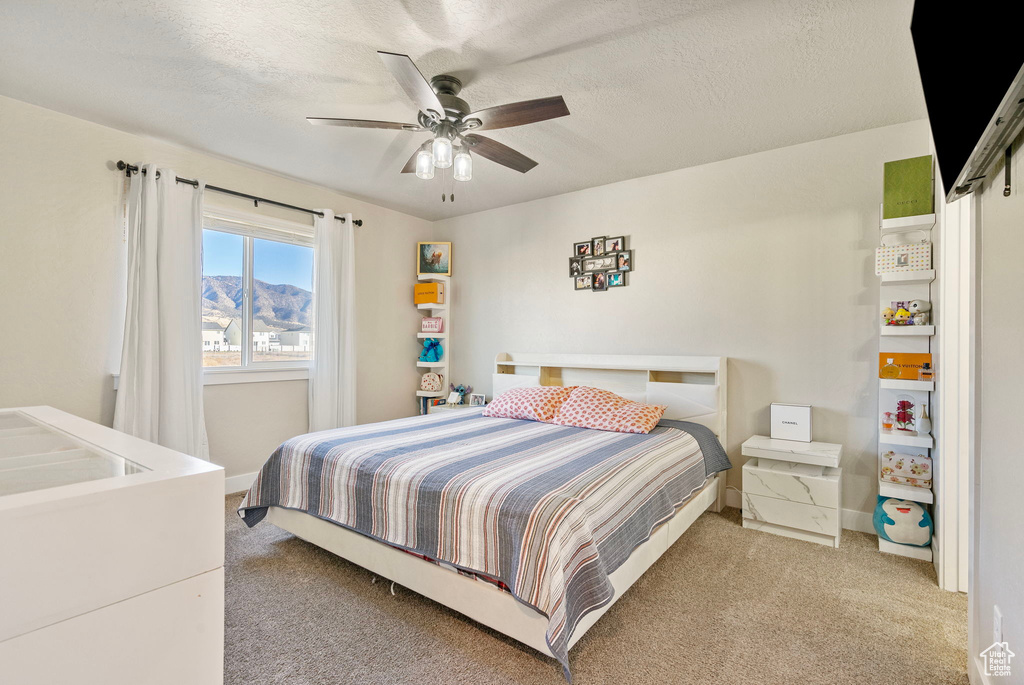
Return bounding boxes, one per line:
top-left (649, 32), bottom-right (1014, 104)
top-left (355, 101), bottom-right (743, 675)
top-left (573, 241), bottom-right (591, 256)
top-left (574, 274), bottom-right (593, 290)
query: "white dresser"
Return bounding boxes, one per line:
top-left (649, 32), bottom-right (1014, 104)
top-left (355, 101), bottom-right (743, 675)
top-left (0, 406), bottom-right (224, 685)
top-left (741, 435), bottom-right (843, 548)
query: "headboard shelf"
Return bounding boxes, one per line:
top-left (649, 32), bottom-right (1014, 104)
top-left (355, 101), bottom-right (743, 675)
top-left (492, 352), bottom-right (728, 443)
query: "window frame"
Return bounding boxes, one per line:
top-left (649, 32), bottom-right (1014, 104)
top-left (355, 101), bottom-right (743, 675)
top-left (201, 206), bottom-right (315, 379)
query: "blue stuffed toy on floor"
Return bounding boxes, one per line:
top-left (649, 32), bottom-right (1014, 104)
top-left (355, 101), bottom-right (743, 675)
top-left (873, 496), bottom-right (932, 547)
top-left (419, 338), bottom-right (443, 363)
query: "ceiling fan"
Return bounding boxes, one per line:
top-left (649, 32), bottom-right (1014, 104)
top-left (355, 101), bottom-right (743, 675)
top-left (307, 51), bottom-right (570, 197)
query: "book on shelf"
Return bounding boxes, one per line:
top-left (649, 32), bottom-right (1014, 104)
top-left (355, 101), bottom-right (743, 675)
top-left (419, 397), bottom-right (448, 415)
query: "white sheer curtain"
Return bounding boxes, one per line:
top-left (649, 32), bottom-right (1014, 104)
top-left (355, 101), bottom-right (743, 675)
top-left (308, 210), bottom-right (356, 432)
top-left (113, 164), bottom-right (209, 459)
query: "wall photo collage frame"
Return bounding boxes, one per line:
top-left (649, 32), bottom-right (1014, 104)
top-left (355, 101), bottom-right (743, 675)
top-left (570, 236), bottom-right (632, 292)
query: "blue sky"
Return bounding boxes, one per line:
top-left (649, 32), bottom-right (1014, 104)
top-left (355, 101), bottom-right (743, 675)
top-left (202, 230), bottom-right (313, 291)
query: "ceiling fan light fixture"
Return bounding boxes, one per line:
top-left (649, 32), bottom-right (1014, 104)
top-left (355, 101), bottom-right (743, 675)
top-left (453, 150), bottom-right (472, 182)
top-left (432, 135), bottom-right (453, 169)
top-left (415, 149), bottom-right (435, 179)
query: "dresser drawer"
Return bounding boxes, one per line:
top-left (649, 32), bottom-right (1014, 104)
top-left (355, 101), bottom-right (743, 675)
top-left (742, 492), bottom-right (840, 536)
top-left (743, 459), bottom-right (840, 509)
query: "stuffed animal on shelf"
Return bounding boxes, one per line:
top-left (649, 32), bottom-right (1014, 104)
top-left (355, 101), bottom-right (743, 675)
top-left (419, 338), bottom-right (443, 363)
top-left (908, 299), bottom-right (931, 325)
top-left (449, 383), bottom-right (472, 404)
top-left (873, 496), bottom-right (932, 547)
top-left (881, 307), bottom-right (895, 325)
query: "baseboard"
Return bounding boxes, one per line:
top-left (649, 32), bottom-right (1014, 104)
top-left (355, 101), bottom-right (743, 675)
top-left (728, 489), bottom-right (875, 535)
top-left (224, 471), bottom-right (258, 495)
top-left (841, 508), bottom-right (875, 534)
top-left (726, 488), bottom-right (742, 509)
top-left (969, 656), bottom-right (990, 685)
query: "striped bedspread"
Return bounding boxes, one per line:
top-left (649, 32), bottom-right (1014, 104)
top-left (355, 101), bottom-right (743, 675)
top-left (238, 409), bottom-right (729, 678)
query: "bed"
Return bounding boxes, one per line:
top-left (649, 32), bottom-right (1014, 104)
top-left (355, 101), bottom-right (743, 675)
top-left (239, 353), bottom-right (729, 678)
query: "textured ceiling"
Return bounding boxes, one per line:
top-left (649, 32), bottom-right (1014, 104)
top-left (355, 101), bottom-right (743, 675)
top-left (0, 0), bottom-right (925, 221)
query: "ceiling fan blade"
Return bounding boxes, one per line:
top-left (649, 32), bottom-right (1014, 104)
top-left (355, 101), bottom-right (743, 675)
top-left (400, 141), bottom-right (434, 174)
top-left (400, 147), bottom-right (421, 173)
top-left (307, 117), bottom-right (423, 131)
top-left (377, 51), bottom-right (446, 120)
top-left (463, 96), bottom-right (569, 131)
top-left (464, 134), bottom-right (538, 173)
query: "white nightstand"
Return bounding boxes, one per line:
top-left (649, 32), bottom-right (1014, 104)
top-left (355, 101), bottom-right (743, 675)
top-left (427, 403), bottom-right (479, 414)
top-left (741, 436), bottom-right (843, 548)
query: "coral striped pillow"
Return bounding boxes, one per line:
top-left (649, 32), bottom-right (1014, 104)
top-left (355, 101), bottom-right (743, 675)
top-left (482, 386), bottom-right (577, 422)
top-left (550, 386), bottom-right (667, 434)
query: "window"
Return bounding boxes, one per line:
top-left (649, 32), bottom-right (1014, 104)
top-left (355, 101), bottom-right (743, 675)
top-left (201, 210), bottom-right (314, 370)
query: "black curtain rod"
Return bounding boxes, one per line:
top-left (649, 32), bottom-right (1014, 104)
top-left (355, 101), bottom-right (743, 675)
top-left (115, 161), bottom-right (363, 226)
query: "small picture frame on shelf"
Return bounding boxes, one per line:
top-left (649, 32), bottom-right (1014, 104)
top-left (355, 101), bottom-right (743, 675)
top-left (417, 242), bottom-right (452, 276)
top-left (592, 271), bottom-right (608, 291)
top-left (569, 256), bottom-right (584, 277)
top-left (469, 393), bottom-right (486, 407)
top-left (573, 241), bottom-right (591, 256)
top-left (574, 274), bottom-right (593, 290)
top-left (591, 236), bottom-right (607, 256)
top-left (604, 236), bottom-right (625, 253)
top-left (607, 272), bottom-right (625, 287)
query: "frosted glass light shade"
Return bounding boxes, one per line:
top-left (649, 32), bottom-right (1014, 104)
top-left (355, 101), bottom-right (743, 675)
top-left (453, 151), bottom-right (472, 181)
top-left (432, 136), bottom-right (453, 168)
top-left (415, 149), bottom-right (434, 179)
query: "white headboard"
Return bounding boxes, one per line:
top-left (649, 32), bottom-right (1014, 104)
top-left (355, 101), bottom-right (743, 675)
top-left (492, 353), bottom-right (728, 443)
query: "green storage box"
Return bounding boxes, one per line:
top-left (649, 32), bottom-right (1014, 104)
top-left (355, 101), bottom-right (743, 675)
top-left (883, 155), bottom-right (933, 219)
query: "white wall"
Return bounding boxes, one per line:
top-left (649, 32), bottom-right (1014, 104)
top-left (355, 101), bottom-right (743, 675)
top-left (969, 131), bottom-right (1024, 680)
top-left (0, 95), bottom-right (432, 480)
top-left (434, 120), bottom-right (933, 516)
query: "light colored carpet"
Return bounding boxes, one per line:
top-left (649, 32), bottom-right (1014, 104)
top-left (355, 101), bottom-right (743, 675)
top-left (225, 495), bottom-right (967, 684)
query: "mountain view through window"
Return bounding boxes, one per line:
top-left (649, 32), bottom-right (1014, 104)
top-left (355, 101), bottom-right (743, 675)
top-left (201, 229), bottom-right (314, 367)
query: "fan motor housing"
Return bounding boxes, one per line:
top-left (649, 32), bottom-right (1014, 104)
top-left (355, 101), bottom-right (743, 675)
top-left (431, 75), bottom-right (470, 119)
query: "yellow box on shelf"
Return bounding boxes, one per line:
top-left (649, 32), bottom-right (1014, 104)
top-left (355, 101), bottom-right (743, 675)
top-left (414, 282), bottom-right (445, 305)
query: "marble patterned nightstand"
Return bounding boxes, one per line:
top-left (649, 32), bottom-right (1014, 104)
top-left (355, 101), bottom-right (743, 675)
top-left (741, 435), bottom-right (843, 548)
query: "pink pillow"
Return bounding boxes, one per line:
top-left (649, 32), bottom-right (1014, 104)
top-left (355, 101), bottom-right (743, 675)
top-left (482, 386), bottom-right (576, 422)
top-left (550, 386), bottom-right (667, 434)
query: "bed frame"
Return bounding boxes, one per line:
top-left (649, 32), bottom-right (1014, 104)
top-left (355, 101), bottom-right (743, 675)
top-left (265, 353), bottom-right (728, 658)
